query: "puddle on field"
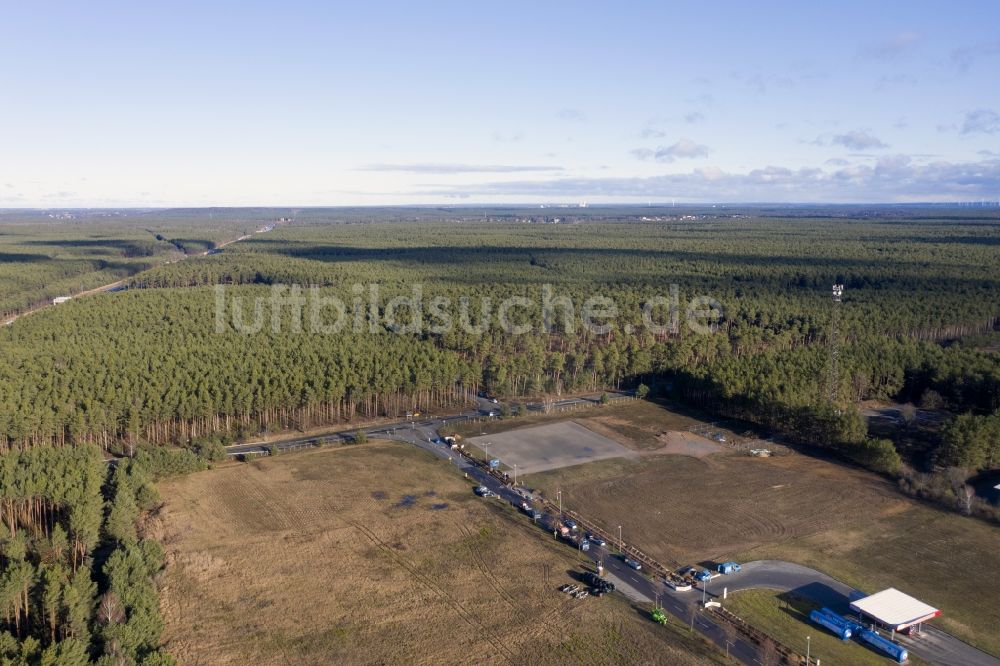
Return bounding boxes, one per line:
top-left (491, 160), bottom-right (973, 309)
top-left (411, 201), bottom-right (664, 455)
top-left (430, 503), bottom-right (449, 510)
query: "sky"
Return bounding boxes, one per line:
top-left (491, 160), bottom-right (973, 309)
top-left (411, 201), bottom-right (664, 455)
top-left (2, 1), bottom-right (1000, 206)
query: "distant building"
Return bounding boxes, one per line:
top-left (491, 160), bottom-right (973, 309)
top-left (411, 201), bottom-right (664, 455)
top-left (52, 296), bottom-right (72, 304)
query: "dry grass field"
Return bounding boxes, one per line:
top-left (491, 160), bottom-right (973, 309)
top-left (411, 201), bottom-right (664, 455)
top-left (524, 450), bottom-right (902, 568)
top-left (515, 401), bottom-right (1000, 657)
top-left (156, 441), bottom-right (724, 665)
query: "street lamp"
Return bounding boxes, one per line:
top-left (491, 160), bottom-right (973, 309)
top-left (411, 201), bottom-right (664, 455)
top-left (806, 635), bottom-right (811, 665)
top-left (618, 525), bottom-right (623, 553)
top-left (557, 490), bottom-right (562, 517)
top-left (513, 463), bottom-right (517, 486)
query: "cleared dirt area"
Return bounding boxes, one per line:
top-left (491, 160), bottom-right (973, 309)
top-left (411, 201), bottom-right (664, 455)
top-left (467, 421), bottom-right (639, 474)
top-left (157, 441), bottom-right (723, 665)
top-left (648, 431), bottom-right (725, 459)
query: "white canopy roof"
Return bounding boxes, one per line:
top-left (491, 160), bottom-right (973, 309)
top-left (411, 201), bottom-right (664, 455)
top-left (850, 588), bottom-right (940, 628)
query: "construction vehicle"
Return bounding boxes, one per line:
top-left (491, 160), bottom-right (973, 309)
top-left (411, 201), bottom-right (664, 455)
top-left (651, 607), bottom-right (668, 625)
top-left (583, 572), bottom-right (615, 597)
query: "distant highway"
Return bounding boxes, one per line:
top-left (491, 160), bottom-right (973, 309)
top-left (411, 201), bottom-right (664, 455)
top-left (2, 226), bottom-right (266, 327)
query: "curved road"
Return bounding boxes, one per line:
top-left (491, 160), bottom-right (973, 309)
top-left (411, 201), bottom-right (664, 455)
top-left (227, 396), bottom-right (999, 666)
top-left (726, 561), bottom-right (998, 666)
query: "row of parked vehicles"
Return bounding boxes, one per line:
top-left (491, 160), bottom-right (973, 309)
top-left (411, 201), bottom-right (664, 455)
top-left (679, 561), bottom-right (743, 582)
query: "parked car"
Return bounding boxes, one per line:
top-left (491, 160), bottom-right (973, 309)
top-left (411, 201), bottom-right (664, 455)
top-left (585, 533), bottom-right (607, 547)
top-left (717, 562), bottom-right (742, 575)
top-left (713, 433), bottom-right (727, 442)
top-left (624, 558), bottom-right (642, 570)
top-left (693, 569), bottom-right (712, 582)
top-left (563, 519), bottom-right (578, 530)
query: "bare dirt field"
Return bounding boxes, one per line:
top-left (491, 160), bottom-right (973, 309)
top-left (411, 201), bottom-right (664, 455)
top-left (646, 431), bottom-right (725, 459)
top-left (157, 441), bottom-right (723, 665)
top-left (466, 420), bottom-right (639, 474)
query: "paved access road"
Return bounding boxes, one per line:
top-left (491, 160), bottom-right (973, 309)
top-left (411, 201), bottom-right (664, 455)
top-left (727, 561), bottom-right (999, 666)
top-left (225, 391), bottom-right (633, 457)
top-left (226, 394), bottom-right (1000, 666)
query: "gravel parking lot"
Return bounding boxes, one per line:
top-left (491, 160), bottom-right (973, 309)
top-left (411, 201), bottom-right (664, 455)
top-left (468, 420), bottom-right (639, 474)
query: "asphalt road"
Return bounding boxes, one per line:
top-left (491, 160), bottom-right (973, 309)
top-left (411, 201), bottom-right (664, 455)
top-left (225, 393), bottom-right (999, 666)
top-left (224, 391), bottom-right (634, 456)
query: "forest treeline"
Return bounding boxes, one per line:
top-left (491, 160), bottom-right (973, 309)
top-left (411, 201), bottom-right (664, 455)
top-left (4, 217), bottom-right (999, 457)
top-left (1, 211), bottom-right (1000, 662)
top-left (0, 444), bottom-right (185, 664)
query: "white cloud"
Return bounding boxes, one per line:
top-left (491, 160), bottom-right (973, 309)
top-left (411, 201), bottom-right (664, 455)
top-left (951, 40), bottom-right (1000, 72)
top-left (859, 32), bottom-right (921, 60)
top-left (423, 155), bottom-right (1000, 202)
top-left (556, 108), bottom-right (585, 121)
top-left (358, 163), bottom-right (563, 174)
top-left (491, 131), bottom-right (524, 143)
top-left (830, 130), bottom-right (888, 150)
top-left (961, 109), bottom-right (1000, 134)
top-left (632, 138), bottom-right (710, 162)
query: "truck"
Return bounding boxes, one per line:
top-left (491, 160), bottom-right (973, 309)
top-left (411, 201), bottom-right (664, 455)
top-left (859, 628), bottom-right (909, 663)
top-left (717, 562), bottom-right (742, 575)
top-left (664, 577), bottom-right (693, 592)
top-left (809, 608), bottom-right (854, 641)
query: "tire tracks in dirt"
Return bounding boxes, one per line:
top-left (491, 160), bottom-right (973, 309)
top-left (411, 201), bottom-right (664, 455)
top-left (349, 520), bottom-right (516, 664)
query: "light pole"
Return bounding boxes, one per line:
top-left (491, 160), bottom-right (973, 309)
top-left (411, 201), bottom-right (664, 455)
top-left (618, 525), bottom-right (623, 554)
top-left (483, 442), bottom-right (489, 462)
top-left (513, 463), bottom-right (517, 486)
top-left (557, 490), bottom-right (562, 517)
top-left (806, 635), bottom-right (811, 665)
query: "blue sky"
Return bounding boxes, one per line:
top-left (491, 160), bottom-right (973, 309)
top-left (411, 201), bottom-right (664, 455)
top-left (2, 1), bottom-right (999, 206)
